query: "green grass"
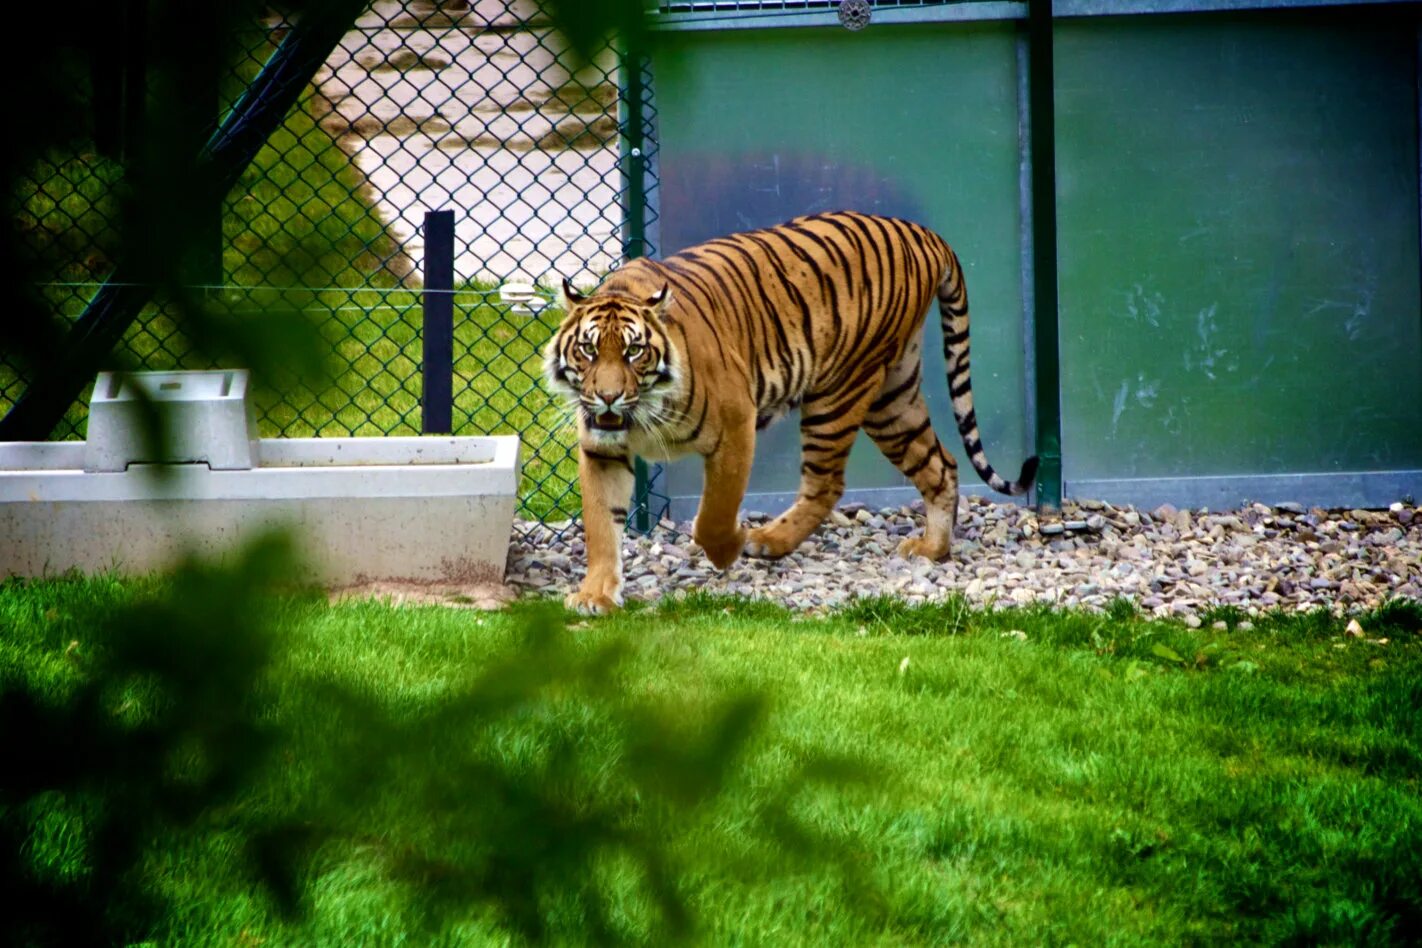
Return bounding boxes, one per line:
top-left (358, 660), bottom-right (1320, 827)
top-left (4, 572), bottom-right (1419, 946)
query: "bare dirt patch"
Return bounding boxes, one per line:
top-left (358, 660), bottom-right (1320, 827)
top-left (328, 557), bottom-right (515, 609)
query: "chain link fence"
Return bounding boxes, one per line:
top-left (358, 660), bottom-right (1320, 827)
top-left (5, 0), bottom-right (667, 529)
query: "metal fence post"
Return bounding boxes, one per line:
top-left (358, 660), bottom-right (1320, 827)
top-left (421, 209), bottom-right (454, 435)
top-left (1027, 0), bottom-right (1063, 511)
top-left (621, 41), bottom-right (652, 532)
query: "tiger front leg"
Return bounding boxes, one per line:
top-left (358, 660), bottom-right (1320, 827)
top-left (745, 376), bottom-right (883, 559)
top-left (567, 447), bottom-right (636, 615)
top-left (692, 415), bottom-right (755, 570)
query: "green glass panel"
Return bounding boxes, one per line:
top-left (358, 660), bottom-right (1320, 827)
top-left (650, 22), bottom-right (1029, 507)
top-left (1055, 10), bottom-right (1422, 482)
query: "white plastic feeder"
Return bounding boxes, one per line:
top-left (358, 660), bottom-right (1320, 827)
top-left (0, 370), bottom-right (521, 584)
top-left (497, 281), bottom-right (547, 315)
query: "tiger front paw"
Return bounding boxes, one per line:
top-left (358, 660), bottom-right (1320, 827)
top-left (745, 523), bottom-right (800, 559)
top-left (897, 535), bottom-right (949, 561)
top-left (694, 522), bottom-right (746, 570)
top-left (565, 573), bottom-right (624, 615)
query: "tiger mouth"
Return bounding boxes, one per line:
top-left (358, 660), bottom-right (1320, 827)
top-left (589, 411), bottom-right (629, 431)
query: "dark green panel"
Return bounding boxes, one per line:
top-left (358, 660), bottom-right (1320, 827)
top-left (650, 22), bottom-right (1029, 506)
top-left (1055, 9), bottom-right (1422, 483)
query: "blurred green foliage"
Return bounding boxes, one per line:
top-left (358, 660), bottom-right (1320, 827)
top-left (1, 555), bottom-right (875, 945)
top-left (0, 5), bottom-right (875, 945)
top-left (2, 538), bottom-right (294, 945)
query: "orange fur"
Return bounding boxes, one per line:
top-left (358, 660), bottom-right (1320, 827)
top-left (544, 211), bottom-right (1036, 614)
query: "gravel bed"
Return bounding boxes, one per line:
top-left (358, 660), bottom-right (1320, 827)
top-left (507, 497), bottom-right (1421, 621)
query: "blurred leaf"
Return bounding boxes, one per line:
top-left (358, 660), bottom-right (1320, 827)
top-left (0, 534), bottom-right (296, 945)
top-left (1151, 643), bottom-right (1186, 665)
top-left (543, 0), bottom-right (649, 62)
top-left (1124, 661), bottom-right (1152, 682)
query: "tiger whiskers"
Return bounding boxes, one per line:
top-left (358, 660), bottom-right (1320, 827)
top-left (549, 399), bottom-right (582, 440)
top-left (633, 401), bottom-right (684, 462)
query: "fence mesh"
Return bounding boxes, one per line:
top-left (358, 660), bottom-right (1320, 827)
top-left (4, 0), bottom-right (667, 530)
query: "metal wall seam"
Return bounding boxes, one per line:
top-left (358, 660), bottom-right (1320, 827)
top-left (1015, 26), bottom-right (1040, 509)
top-left (649, 3), bottom-right (1027, 31)
top-left (648, 0), bottom-right (1411, 30)
top-left (1053, 0), bottom-right (1415, 15)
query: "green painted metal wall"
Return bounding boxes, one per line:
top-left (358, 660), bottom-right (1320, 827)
top-left (645, 4), bottom-right (1422, 516)
top-left (1054, 8), bottom-right (1422, 493)
top-left (650, 22), bottom-right (1033, 511)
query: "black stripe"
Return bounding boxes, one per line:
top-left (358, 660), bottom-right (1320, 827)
top-left (861, 214), bottom-right (903, 326)
top-left (714, 239), bottom-right (798, 376)
top-left (873, 417), bottom-right (931, 450)
top-left (782, 221), bottom-right (845, 335)
top-left (699, 244), bottom-right (766, 350)
top-left (814, 215), bottom-right (875, 371)
top-left (802, 483), bottom-right (839, 502)
top-left (842, 212), bottom-right (888, 318)
top-left (902, 449), bottom-right (937, 479)
top-left (799, 404), bottom-right (850, 428)
top-left (584, 449), bottom-right (632, 471)
top-left (869, 366), bottom-right (921, 414)
top-left (802, 440), bottom-right (852, 457)
top-left (677, 249), bottom-right (744, 322)
top-left (803, 418), bottom-right (864, 444)
top-left (682, 396), bottom-right (710, 445)
top-left (661, 259), bottom-right (731, 369)
top-left (882, 218), bottom-right (923, 340)
top-left (743, 231), bottom-right (814, 387)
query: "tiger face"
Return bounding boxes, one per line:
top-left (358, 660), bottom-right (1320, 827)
top-left (544, 279), bottom-right (678, 441)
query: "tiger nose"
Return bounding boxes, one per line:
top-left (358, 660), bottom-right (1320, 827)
top-left (596, 389), bottom-right (621, 406)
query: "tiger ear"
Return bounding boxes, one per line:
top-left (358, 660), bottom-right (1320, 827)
top-left (561, 277), bottom-right (586, 307)
top-left (645, 283), bottom-right (672, 315)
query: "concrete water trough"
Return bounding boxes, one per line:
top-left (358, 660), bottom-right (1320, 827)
top-left (0, 370), bottom-right (521, 584)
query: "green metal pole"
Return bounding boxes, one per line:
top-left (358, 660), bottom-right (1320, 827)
top-left (1027, 0), bottom-right (1063, 511)
top-left (620, 39), bottom-right (652, 533)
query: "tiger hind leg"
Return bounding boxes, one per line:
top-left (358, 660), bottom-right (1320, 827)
top-left (745, 376), bottom-right (884, 559)
top-left (863, 355), bottom-right (959, 561)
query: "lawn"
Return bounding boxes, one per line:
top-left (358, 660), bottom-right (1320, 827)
top-left (4, 562), bottom-right (1419, 946)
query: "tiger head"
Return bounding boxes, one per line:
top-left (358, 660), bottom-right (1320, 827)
top-left (544, 278), bottom-right (678, 440)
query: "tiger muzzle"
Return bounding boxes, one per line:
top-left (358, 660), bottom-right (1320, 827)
top-left (589, 410), bottom-right (629, 431)
top-left (586, 391), bottom-right (632, 431)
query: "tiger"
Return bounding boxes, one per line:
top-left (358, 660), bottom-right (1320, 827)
top-left (544, 210), bottom-right (1037, 614)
